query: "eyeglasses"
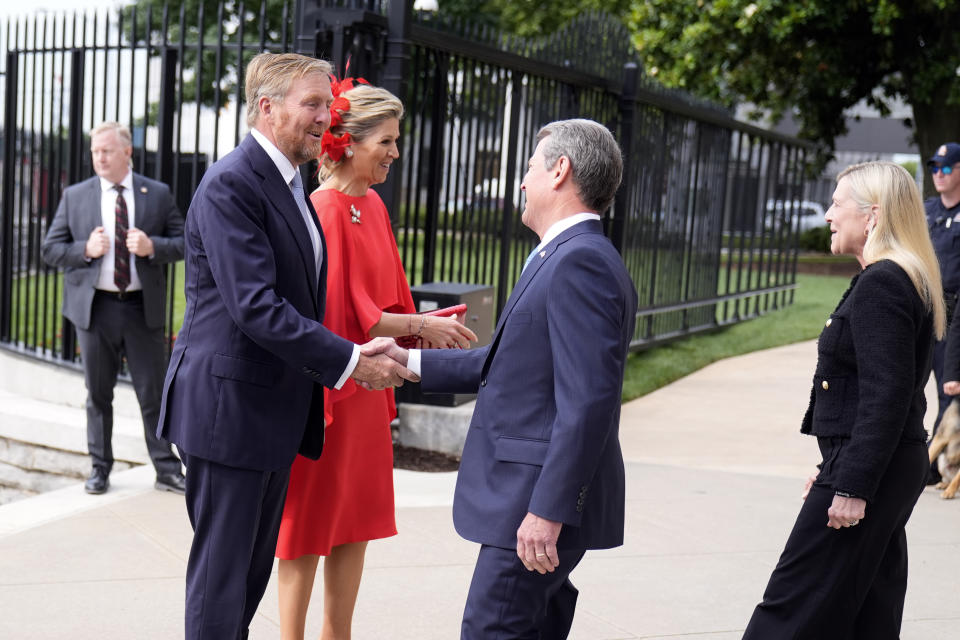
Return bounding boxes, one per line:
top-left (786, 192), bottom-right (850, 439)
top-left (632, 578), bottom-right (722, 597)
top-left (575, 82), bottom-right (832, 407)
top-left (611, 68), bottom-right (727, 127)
top-left (930, 165), bottom-right (955, 175)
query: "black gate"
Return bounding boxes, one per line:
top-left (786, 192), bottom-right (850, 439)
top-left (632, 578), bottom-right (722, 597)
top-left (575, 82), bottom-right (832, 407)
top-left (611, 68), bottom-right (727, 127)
top-left (0, 1), bottom-right (814, 367)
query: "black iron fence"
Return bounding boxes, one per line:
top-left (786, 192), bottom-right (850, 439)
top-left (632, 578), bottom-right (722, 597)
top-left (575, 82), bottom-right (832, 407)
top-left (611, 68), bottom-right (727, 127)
top-left (0, 0), bottom-right (815, 368)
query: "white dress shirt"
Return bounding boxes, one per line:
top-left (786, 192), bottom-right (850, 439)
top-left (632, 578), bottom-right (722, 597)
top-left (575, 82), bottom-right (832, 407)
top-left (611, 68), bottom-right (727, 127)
top-left (249, 128), bottom-right (358, 389)
top-left (407, 214), bottom-right (601, 376)
top-left (96, 171), bottom-right (143, 292)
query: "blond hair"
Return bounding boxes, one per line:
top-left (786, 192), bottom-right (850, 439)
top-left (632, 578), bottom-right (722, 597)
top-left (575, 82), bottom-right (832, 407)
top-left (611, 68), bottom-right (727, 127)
top-left (839, 161), bottom-right (946, 338)
top-left (90, 121), bottom-right (132, 148)
top-left (319, 84), bottom-right (404, 181)
top-left (245, 53), bottom-right (333, 128)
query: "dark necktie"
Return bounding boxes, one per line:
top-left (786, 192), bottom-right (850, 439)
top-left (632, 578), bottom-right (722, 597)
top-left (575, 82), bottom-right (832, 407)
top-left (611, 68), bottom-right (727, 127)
top-left (114, 184), bottom-right (131, 292)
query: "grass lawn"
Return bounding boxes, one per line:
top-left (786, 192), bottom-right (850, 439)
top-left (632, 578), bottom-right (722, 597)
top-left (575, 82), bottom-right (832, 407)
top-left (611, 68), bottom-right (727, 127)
top-left (621, 272), bottom-right (851, 402)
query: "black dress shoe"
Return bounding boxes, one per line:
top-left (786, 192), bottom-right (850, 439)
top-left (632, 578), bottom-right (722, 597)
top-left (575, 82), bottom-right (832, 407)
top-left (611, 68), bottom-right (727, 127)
top-left (155, 472), bottom-right (186, 495)
top-left (84, 467), bottom-right (110, 495)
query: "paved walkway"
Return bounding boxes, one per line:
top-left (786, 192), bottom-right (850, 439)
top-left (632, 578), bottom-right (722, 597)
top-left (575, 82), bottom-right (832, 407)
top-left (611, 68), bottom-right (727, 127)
top-left (2, 341), bottom-right (960, 639)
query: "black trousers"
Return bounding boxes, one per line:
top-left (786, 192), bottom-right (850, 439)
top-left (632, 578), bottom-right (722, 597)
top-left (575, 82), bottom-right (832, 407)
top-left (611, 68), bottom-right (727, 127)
top-left (75, 291), bottom-right (180, 475)
top-left (743, 438), bottom-right (928, 640)
top-left (182, 453), bottom-right (291, 640)
top-left (461, 544), bottom-right (585, 640)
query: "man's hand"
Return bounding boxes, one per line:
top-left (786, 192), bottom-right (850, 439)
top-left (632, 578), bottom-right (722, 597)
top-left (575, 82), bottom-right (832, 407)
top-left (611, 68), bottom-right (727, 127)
top-left (85, 226), bottom-right (110, 259)
top-left (826, 494), bottom-right (866, 530)
top-left (126, 227), bottom-right (155, 257)
top-left (516, 512), bottom-right (562, 574)
top-left (944, 381), bottom-right (960, 396)
top-left (352, 339), bottom-right (418, 390)
top-left (360, 336), bottom-right (410, 367)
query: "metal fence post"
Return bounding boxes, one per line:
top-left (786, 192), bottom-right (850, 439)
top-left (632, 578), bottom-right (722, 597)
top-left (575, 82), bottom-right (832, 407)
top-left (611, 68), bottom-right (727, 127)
top-left (494, 74), bottom-right (523, 316)
top-left (156, 47), bottom-right (177, 186)
top-left (58, 49), bottom-right (87, 360)
top-left (611, 62), bottom-right (639, 254)
top-left (420, 52), bottom-right (448, 284)
top-left (1, 52), bottom-right (18, 342)
top-left (377, 0), bottom-right (411, 223)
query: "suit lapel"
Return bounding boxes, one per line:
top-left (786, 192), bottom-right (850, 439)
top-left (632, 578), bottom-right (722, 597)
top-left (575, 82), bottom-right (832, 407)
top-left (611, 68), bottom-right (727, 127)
top-left (85, 177), bottom-right (103, 231)
top-left (494, 220), bottom-right (603, 336)
top-left (132, 174), bottom-right (148, 227)
top-left (482, 220), bottom-right (603, 372)
top-left (242, 136), bottom-right (320, 313)
top-left (306, 195), bottom-right (329, 318)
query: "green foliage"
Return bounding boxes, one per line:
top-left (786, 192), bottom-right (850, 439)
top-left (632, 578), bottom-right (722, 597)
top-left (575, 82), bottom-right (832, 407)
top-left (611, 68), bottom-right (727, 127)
top-left (123, 0), bottom-right (291, 110)
top-left (899, 160), bottom-right (918, 179)
top-left (436, 0), bottom-right (631, 37)
top-left (622, 272), bottom-right (850, 401)
top-left (797, 226), bottom-right (831, 253)
top-left (628, 0), bottom-right (960, 172)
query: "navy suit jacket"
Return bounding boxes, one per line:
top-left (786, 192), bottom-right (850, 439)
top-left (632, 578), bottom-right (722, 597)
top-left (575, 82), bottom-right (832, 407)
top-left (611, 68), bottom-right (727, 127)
top-left (41, 173), bottom-right (184, 331)
top-left (421, 220), bottom-right (637, 550)
top-left (158, 134), bottom-right (355, 471)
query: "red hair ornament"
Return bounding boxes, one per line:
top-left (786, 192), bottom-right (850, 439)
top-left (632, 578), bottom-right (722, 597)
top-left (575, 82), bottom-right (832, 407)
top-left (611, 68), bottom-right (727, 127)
top-left (319, 72), bottom-right (369, 162)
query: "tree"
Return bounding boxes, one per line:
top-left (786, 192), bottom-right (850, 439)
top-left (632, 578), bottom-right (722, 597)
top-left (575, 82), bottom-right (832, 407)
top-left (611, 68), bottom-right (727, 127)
top-left (436, 0), bottom-right (630, 38)
top-left (628, 0), bottom-right (960, 189)
top-left (124, 0), bottom-right (291, 111)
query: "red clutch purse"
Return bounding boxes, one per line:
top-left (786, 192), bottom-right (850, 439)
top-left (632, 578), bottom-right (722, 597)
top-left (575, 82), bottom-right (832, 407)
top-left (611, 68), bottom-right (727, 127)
top-left (396, 304), bottom-right (468, 348)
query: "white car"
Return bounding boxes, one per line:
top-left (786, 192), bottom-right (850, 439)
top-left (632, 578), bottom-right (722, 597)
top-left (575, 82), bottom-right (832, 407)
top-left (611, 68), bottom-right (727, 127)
top-left (765, 199), bottom-right (827, 233)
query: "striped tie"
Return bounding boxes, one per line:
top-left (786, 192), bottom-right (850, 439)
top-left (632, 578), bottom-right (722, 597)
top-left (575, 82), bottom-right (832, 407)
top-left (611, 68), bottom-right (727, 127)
top-left (113, 184), bottom-right (130, 292)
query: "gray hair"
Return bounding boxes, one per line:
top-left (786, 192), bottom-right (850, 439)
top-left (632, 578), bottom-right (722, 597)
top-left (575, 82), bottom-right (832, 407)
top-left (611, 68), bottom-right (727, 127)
top-left (535, 119), bottom-right (623, 212)
top-left (245, 53), bottom-right (333, 128)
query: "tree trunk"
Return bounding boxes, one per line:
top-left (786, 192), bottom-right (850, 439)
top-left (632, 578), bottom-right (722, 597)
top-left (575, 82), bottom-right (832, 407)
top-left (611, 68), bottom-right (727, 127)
top-left (911, 94), bottom-right (960, 199)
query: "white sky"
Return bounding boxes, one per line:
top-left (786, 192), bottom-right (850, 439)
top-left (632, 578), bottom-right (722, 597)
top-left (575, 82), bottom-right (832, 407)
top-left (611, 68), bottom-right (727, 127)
top-left (0, 0), bottom-right (125, 22)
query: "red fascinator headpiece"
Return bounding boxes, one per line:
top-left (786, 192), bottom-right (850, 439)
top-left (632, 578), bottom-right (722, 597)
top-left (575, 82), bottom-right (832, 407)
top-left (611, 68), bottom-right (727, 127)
top-left (321, 130), bottom-right (352, 162)
top-left (320, 61), bottom-right (370, 162)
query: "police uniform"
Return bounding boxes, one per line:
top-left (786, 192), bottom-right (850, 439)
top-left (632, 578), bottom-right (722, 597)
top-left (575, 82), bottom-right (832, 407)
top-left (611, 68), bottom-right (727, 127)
top-left (926, 142), bottom-right (960, 482)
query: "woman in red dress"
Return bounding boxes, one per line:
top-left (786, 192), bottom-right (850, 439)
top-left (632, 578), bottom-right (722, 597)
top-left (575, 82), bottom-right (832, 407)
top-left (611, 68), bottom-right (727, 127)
top-left (275, 82), bottom-right (477, 639)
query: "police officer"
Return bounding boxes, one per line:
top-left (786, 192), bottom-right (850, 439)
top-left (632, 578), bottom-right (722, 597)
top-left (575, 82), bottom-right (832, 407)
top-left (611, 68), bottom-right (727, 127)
top-left (926, 142), bottom-right (960, 483)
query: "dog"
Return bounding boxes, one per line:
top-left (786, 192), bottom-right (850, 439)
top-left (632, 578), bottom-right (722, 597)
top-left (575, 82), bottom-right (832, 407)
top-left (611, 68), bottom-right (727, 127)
top-left (929, 398), bottom-right (960, 499)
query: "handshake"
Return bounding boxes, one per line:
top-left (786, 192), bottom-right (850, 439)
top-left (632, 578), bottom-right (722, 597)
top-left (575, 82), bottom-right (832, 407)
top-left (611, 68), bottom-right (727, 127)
top-left (351, 337), bottom-right (417, 390)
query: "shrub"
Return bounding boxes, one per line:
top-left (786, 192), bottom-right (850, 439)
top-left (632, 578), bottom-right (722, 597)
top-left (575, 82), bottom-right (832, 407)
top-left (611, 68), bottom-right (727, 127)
top-left (798, 225), bottom-right (831, 252)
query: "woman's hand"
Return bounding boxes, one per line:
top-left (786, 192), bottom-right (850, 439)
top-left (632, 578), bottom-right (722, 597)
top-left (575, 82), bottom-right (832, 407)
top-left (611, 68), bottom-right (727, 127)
top-left (801, 473), bottom-right (818, 501)
top-left (419, 314), bottom-right (478, 349)
top-left (826, 494), bottom-right (866, 529)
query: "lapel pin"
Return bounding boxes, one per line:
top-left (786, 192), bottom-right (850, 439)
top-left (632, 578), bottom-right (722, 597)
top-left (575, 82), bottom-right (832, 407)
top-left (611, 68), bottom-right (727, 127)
top-left (539, 251), bottom-right (546, 258)
top-left (140, 186), bottom-right (148, 193)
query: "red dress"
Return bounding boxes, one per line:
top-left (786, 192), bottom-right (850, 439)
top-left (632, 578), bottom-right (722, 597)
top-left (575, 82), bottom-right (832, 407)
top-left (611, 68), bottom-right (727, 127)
top-left (275, 188), bottom-right (415, 558)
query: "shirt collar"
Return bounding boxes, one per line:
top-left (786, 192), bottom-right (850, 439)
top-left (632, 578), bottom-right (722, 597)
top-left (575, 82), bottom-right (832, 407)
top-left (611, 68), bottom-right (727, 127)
top-left (251, 128), bottom-right (298, 185)
top-left (535, 212), bottom-right (601, 251)
top-left (99, 170), bottom-right (133, 193)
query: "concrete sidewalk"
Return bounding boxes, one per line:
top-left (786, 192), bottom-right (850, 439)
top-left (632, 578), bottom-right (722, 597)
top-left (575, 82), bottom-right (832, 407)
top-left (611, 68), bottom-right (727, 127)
top-left (2, 341), bottom-right (960, 639)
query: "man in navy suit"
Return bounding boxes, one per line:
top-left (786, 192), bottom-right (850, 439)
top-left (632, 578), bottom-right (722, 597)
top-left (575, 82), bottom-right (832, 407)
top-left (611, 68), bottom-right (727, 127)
top-left (157, 52), bottom-right (415, 640)
top-left (42, 121), bottom-right (186, 495)
top-left (382, 119), bottom-right (637, 638)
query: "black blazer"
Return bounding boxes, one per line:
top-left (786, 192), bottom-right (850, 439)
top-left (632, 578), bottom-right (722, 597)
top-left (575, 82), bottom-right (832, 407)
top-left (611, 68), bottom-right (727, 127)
top-left (801, 259), bottom-right (934, 501)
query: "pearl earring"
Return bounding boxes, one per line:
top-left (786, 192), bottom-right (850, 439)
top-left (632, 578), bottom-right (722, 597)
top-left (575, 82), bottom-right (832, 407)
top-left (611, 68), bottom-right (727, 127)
top-left (344, 148), bottom-right (354, 158)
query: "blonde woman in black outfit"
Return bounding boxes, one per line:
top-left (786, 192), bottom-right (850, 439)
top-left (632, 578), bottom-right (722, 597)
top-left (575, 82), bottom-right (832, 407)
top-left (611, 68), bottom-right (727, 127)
top-left (743, 161), bottom-right (946, 639)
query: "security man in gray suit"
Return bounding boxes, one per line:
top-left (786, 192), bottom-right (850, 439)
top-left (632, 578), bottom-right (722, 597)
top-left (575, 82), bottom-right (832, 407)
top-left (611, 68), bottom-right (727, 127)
top-left (42, 121), bottom-right (186, 495)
